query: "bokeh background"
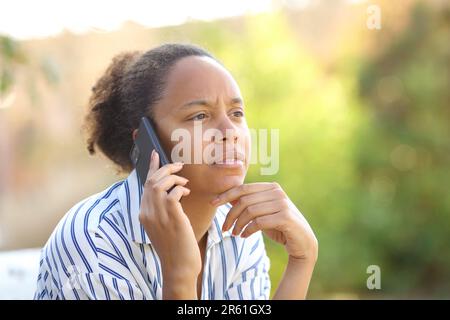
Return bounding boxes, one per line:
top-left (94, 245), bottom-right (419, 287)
top-left (0, 0), bottom-right (449, 299)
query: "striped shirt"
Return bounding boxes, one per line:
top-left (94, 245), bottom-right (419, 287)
top-left (34, 169), bottom-right (271, 300)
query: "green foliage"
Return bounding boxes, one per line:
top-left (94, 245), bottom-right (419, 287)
top-left (354, 3), bottom-right (450, 297)
top-left (0, 35), bottom-right (26, 94)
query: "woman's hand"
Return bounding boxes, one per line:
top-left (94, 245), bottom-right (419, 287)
top-left (211, 182), bottom-right (318, 262)
top-left (139, 150), bottom-right (200, 299)
top-left (211, 182), bottom-right (318, 299)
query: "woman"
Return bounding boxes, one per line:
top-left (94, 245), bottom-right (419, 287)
top-left (34, 43), bottom-right (318, 300)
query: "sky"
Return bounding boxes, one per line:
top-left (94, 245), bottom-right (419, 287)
top-left (0, 0), bottom-right (367, 40)
top-left (0, 0), bottom-right (277, 40)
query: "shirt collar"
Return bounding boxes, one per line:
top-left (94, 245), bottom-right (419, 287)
top-left (117, 169), bottom-right (233, 245)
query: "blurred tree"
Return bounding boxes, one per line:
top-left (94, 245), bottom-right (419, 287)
top-left (354, 2), bottom-right (450, 297)
top-left (0, 35), bottom-right (26, 97)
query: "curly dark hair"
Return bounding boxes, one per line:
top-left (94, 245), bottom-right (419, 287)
top-left (83, 43), bottom-right (215, 174)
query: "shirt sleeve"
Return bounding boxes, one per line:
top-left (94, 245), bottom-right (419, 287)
top-left (34, 253), bottom-right (146, 300)
top-left (34, 229), bottom-right (149, 300)
top-left (225, 231), bottom-right (271, 300)
top-left (34, 253), bottom-right (53, 300)
top-left (61, 272), bottom-right (145, 300)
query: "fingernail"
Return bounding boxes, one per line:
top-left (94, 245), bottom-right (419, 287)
top-left (151, 150), bottom-right (155, 159)
top-left (175, 162), bottom-right (184, 166)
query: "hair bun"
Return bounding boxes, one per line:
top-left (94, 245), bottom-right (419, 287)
top-left (84, 51), bottom-right (141, 157)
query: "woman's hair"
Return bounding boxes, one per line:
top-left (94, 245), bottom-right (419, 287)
top-left (83, 43), bottom-right (216, 174)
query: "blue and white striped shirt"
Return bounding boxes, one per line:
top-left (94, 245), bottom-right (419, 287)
top-left (34, 169), bottom-right (271, 300)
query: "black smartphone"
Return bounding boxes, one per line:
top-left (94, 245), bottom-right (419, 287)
top-left (130, 116), bottom-right (171, 188)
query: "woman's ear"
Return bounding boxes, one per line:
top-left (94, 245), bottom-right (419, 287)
top-left (132, 129), bottom-right (138, 141)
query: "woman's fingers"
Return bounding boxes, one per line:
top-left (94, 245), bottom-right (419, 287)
top-left (145, 151), bottom-right (184, 188)
top-left (148, 162), bottom-right (184, 186)
top-left (222, 187), bottom-right (285, 231)
top-left (151, 162), bottom-right (184, 182)
top-left (167, 185), bottom-right (191, 204)
top-left (142, 151), bottom-right (188, 218)
top-left (231, 199), bottom-right (286, 236)
top-left (214, 182), bottom-right (291, 238)
top-left (146, 150), bottom-right (160, 182)
top-left (241, 214), bottom-right (282, 238)
top-left (153, 175), bottom-right (189, 193)
top-left (211, 182), bottom-right (277, 207)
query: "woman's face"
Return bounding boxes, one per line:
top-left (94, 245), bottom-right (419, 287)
top-left (151, 55), bottom-right (251, 198)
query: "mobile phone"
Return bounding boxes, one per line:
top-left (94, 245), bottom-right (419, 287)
top-left (130, 116), bottom-right (171, 188)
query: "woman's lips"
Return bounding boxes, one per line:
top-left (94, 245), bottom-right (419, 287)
top-left (210, 159), bottom-right (244, 168)
top-left (208, 149), bottom-right (245, 168)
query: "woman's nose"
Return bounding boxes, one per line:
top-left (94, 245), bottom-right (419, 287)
top-left (219, 133), bottom-right (238, 143)
top-left (213, 117), bottom-right (239, 143)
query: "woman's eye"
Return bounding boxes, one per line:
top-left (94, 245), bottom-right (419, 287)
top-left (190, 113), bottom-right (207, 121)
top-left (232, 110), bottom-right (244, 118)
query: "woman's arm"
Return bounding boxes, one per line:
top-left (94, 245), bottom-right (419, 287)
top-left (212, 182), bottom-right (319, 300)
top-left (139, 151), bottom-right (201, 300)
top-left (272, 255), bottom-right (317, 300)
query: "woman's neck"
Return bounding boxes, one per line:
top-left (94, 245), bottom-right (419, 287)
top-left (180, 192), bottom-right (218, 243)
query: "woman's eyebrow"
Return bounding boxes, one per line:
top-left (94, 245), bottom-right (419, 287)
top-left (230, 97), bottom-right (244, 105)
top-left (180, 99), bottom-right (212, 109)
top-left (180, 97), bottom-right (243, 110)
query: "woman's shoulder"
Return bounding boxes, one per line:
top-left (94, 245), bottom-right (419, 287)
top-left (42, 180), bottom-right (125, 262)
top-left (67, 180), bottom-right (125, 229)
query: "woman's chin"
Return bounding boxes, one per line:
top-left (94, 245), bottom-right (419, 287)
top-left (208, 175), bottom-right (245, 196)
